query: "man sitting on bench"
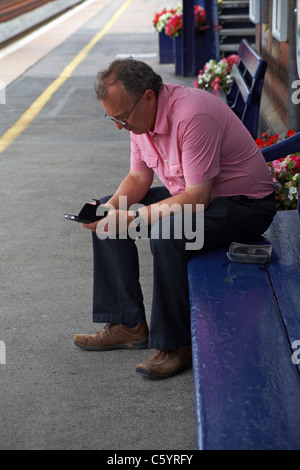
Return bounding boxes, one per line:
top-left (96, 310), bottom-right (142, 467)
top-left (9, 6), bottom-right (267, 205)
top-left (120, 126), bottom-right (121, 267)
top-left (73, 58), bottom-right (276, 379)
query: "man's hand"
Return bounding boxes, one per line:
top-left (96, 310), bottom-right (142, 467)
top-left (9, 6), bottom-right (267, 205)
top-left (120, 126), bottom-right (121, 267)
top-left (82, 209), bottom-right (134, 236)
top-left (82, 220), bottom-right (99, 233)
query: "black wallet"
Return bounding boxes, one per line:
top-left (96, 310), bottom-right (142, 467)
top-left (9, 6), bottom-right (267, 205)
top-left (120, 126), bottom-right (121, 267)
top-left (65, 200), bottom-right (109, 223)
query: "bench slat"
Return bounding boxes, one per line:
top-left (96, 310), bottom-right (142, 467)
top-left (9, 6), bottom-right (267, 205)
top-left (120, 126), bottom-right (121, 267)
top-left (225, 40), bottom-right (267, 138)
top-left (261, 131), bottom-right (300, 162)
top-left (237, 39), bottom-right (261, 77)
top-left (231, 65), bottom-right (251, 103)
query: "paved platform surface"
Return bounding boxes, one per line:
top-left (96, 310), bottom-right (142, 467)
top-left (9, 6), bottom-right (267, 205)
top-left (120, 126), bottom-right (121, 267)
top-left (0, 0), bottom-right (197, 451)
top-left (0, 0), bottom-right (286, 451)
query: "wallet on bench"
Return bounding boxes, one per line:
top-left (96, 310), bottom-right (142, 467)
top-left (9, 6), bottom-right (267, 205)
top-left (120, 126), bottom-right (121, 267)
top-left (227, 242), bottom-right (272, 265)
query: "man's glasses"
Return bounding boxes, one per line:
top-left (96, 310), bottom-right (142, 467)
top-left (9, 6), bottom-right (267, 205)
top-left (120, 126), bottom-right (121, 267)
top-left (104, 96), bottom-right (141, 126)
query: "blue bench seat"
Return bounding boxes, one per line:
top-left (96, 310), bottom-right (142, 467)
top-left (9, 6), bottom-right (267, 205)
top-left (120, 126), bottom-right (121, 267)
top-left (188, 131), bottom-right (300, 450)
top-left (188, 210), bottom-right (300, 449)
top-left (266, 210), bottom-right (300, 367)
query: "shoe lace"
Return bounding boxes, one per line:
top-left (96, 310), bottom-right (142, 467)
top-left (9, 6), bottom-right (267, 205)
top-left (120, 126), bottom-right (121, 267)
top-left (153, 347), bottom-right (191, 362)
top-left (96, 323), bottom-right (113, 336)
top-left (153, 350), bottom-right (169, 360)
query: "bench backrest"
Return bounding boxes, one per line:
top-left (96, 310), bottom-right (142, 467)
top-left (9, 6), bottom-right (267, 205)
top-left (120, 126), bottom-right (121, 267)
top-left (261, 131), bottom-right (300, 217)
top-left (227, 40), bottom-right (267, 139)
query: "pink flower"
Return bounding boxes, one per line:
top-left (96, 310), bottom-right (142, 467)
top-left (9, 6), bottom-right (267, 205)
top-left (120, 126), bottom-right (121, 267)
top-left (272, 161), bottom-right (284, 173)
top-left (227, 54), bottom-right (240, 66)
top-left (290, 155), bottom-right (300, 170)
top-left (211, 78), bottom-right (221, 90)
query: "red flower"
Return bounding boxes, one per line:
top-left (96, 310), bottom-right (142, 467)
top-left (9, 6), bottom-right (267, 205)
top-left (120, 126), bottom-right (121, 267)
top-left (286, 129), bottom-right (296, 138)
top-left (164, 5), bottom-right (207, 38)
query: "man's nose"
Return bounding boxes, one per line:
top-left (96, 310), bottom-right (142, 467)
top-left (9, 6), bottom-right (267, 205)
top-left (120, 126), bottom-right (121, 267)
top-left (115, 122), bottom-right (125, 130)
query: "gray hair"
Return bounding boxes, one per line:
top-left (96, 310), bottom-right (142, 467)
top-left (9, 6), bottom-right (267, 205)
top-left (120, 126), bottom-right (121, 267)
top-left (94, 58), bottom-right (164, 100)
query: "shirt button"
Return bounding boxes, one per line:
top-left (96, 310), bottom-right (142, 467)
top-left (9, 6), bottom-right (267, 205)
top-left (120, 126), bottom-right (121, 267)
top-left (169, 181), bottom-right (173, 186)
top-left (164, 159), bottom-right (168, 164)
top-left (153, 136), bottom-right (158, 141)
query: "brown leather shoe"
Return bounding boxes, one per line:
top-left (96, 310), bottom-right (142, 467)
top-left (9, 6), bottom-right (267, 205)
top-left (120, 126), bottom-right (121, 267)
top-left (136, 345), bottom-right (192, 379)
top-left (74, 323), bottom-right (149, 351)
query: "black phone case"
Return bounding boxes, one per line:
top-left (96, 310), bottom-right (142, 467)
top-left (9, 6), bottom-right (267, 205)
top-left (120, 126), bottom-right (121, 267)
top-left (65, 202), bottom-right (108, 223)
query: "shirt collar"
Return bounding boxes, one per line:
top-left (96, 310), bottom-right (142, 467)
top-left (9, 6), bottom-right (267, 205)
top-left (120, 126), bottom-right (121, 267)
top-left (150, 85), bottom-right (169, 136)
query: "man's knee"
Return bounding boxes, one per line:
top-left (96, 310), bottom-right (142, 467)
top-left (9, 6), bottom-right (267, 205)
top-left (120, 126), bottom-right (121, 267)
top-left (149, 218), bottom-right (186, 255)
top-left (99, 194), bottom-right (112, 205)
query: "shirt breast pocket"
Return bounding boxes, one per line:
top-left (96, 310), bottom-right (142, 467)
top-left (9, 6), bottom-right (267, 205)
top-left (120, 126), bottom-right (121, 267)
top-left (143, 155), bottom-right (158, 169)
top-left (168, 163), bottom-right (184, 177)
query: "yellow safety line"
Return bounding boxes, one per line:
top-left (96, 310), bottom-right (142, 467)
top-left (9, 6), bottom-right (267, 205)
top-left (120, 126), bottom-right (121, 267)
top-left (0, 0), bottom-right (133, 154)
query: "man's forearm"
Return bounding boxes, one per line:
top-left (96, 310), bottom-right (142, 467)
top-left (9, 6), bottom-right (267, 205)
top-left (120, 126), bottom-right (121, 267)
top-left (105, 172), bottom-right (152, 209)
top-left (136, 181), bottom-right (211, 225)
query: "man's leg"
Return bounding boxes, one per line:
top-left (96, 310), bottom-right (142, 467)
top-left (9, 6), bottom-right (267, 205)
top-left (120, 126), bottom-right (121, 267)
top-left (136, 193), bottom-right (276, 378)
top-left (74, 187), bottom-right (171, 351)
top-left (92, 187), bottom-right (171, 323)
top-left (147, 193), bottom-right (276, 349)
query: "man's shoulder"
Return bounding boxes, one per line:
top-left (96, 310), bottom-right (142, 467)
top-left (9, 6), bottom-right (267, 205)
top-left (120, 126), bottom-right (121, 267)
top-left (163, 82), bottom-right (218, 106)
top-left (163, 82), bottom-right (199, 96)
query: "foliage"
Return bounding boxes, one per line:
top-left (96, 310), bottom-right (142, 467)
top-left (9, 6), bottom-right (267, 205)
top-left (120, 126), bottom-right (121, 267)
top-left (256, 130), bottom-right (300, 210)
top-left (153, 7), bottom-right (180, 33)
top-left (193, 55), bottom-right (240, 93)
top-left (153, 5), bottom-right (207, 38)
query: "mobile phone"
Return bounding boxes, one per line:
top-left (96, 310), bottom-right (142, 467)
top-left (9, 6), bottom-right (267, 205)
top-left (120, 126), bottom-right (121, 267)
top-left (65, 202), bottom-right (109, 224)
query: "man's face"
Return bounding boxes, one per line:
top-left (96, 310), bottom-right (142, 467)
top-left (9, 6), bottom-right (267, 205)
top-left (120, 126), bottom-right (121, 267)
top-left (100, 81), bottom-right (157, 135)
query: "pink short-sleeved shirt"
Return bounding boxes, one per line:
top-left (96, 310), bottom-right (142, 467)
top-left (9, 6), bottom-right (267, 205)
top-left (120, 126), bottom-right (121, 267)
top-left (130, 84), bottom-right (274, 199)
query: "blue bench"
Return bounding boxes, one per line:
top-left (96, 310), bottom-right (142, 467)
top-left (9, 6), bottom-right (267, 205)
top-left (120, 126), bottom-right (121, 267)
top-left (226, 39), bottom-right (267, 139)
top-left (188, 133), bottom-right (300, 450)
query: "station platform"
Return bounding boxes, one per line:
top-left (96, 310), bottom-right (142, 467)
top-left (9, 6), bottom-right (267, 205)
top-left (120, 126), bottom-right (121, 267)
top-left (0, 0), bottom-right (197, 451)
top-left (0, 0), bottom-right (286, 451)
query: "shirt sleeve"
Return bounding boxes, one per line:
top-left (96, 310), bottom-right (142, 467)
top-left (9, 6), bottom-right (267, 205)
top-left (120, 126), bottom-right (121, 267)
top-left (179, 114), bottom-right (223, 186)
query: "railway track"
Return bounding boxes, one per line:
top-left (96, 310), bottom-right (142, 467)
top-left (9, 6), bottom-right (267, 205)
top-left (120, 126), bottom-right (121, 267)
top-left (0, 0), bottom-right (57, 23)
top-left (0, 0), bottom-right (85, 47)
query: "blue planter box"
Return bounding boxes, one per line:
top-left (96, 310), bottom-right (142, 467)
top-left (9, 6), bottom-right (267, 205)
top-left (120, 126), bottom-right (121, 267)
top-left (173, 33), bottom-right (207, 76)
top-left (158, 32), bottom-right (174, 64)
top-left (173, 36), bottom-right (183, 75)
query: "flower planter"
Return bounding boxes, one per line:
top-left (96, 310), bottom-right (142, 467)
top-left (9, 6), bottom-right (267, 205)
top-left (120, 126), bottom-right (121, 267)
top-left (173, 33), bottom-right (207, 76)
top-left (158, 31), bottom-right (174, 63)
top-left (194, 33), bottom-right (207, 75)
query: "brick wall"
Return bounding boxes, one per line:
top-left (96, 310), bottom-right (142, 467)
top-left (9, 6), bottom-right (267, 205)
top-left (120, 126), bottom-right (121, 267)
top-left (257, 0), bottom-right (300, 131)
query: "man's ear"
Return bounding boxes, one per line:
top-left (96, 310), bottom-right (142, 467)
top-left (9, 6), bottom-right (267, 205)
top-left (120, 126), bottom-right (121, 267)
top-left (144, 89), bottom-right (156, 103)
top-left (144, 90), bottom-right (157, 113)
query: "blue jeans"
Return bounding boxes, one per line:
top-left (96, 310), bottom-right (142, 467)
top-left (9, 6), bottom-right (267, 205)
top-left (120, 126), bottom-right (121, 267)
top-left (92, 187), bottom-right (276, 350)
